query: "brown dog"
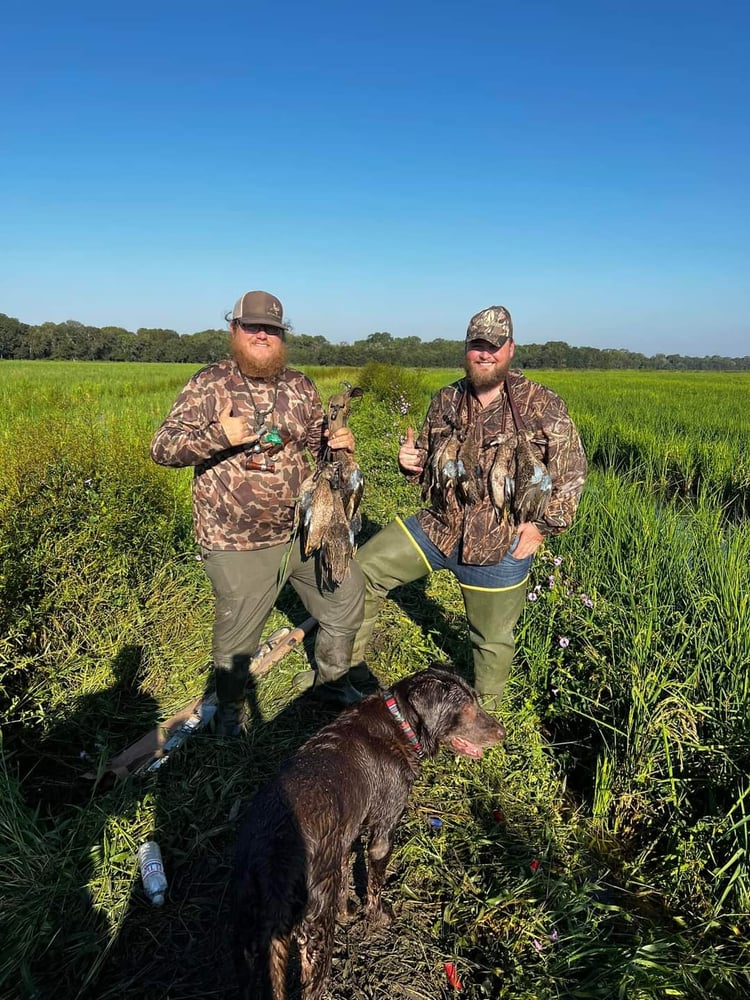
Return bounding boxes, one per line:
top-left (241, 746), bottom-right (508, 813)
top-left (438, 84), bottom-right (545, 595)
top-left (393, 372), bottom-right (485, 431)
top-left (232, 664), bottom-right (505, 1000)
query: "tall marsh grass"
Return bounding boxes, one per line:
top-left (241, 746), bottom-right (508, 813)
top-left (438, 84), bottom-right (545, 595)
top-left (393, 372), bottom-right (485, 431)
top-left (2, 360), bottom-right (750, 998)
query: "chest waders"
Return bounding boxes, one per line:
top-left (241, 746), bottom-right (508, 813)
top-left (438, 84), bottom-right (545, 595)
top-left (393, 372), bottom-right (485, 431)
top-left (350, 516), bottom-right (530, 706)
top-left (349, 519), bottom-right (433, 674)
top-left (459, 578), bottom-right (528, 708)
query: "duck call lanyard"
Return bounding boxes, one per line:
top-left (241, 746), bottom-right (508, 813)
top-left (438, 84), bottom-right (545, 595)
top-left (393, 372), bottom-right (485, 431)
top-left (241, 373), bottom-right (295, 592)
top-left (242, 376), bottom-right (284, 470)
top-left (243, 375), bottom-right (279, 434)
top-left (456, 384), bottom-right (474, 431)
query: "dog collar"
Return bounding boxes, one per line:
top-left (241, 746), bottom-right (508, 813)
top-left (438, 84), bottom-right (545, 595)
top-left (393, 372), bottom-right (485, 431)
top-left (381, 690), bottom-right (424, 758)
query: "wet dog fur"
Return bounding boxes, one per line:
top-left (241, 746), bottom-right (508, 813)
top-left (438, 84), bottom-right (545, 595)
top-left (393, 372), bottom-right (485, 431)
top-left (232, 664), bottom-right (505, 999)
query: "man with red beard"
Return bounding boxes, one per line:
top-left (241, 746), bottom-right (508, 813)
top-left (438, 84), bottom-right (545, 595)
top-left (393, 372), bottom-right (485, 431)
top-left (151, 291), bottom-right (364, 735)
top-left (349, 305), bottom-right (587, 709)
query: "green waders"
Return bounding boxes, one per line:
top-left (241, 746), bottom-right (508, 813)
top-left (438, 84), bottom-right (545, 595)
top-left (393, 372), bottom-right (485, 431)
top-left (349, 519), bottom-right (432, 674)
top-left (350, 518), bottom-right (529, 707)
top-left (460, 578), bottom-right (529, 708)
top-left (203, 538), bottom-right (364, 732)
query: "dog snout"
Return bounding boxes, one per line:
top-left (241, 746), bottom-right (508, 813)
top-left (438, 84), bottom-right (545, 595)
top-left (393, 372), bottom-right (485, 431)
top-left (474, 708), bottom-right (505, 746)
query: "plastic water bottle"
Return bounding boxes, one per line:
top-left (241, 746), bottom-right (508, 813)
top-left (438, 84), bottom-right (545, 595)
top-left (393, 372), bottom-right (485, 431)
top-left (138, 841), bottom-right (168, 906)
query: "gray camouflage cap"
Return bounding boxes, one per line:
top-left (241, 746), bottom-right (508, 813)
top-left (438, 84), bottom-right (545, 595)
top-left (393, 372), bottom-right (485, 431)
top-left (465, 305), bottom-right (513, 348)
top-left (232, 290), bottom-right (285, 329)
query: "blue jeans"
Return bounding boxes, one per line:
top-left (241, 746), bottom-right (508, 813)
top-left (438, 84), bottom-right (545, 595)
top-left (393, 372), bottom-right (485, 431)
top-left (401, 515), bottom-right (533, 588)
top-left (351, 516), bottom-right (533, 702)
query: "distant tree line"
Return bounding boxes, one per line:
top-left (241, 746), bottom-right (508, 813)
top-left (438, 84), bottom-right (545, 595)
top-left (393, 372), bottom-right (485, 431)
top-left (0, 313), bottom-right (748, 371)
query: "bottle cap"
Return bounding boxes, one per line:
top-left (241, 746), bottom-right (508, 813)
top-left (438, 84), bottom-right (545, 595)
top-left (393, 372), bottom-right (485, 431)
top-left (151, 892), bottom-right (165, 906)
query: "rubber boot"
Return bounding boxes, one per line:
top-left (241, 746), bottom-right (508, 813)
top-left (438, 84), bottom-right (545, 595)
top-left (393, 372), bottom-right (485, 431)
top-left (293, 666), bottom-right (374, 701)
top-left (348, 660), bottom-right (381, 693)
top-left (212, 700), bottom-right (248, 737)
top-left (461, 578), bottom-right (528, 707)
top-left (213, 654), bottom-right (250, 737)
top-left (312, 673), bottom-right (363, 707)
top-left (350, 519), bottom-right (431, 667)
top-left (310, 631), bottom-right (363, 706)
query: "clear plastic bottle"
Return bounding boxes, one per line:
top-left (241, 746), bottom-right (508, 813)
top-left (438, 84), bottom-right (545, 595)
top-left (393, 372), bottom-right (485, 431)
top-left (138, 841), bottom-right (168, 906)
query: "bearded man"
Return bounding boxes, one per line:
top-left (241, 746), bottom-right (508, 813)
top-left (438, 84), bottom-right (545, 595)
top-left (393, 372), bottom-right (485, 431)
top-left (151, 290), bottom-right (364, 735)
top-left (349, 305), bottom-right (587, 709)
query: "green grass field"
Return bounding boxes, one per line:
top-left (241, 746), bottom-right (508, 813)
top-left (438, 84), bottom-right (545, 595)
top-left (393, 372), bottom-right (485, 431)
top-left (2, 360), bottom-right (749, 999)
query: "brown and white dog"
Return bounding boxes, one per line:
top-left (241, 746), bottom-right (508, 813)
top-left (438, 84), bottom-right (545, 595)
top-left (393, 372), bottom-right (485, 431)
top-left (232, 664), bottom-right (504, 1000)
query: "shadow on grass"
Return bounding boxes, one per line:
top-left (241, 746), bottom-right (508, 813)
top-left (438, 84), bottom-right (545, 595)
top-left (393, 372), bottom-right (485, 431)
top-left (9, 644), bottom-right (160, 809)
top-left (3, 646), bottom-right (161, 999)
top-left (81, 581), bottom-right (362, 1000)
top-left (85, 679), bottom-right (356, 1000)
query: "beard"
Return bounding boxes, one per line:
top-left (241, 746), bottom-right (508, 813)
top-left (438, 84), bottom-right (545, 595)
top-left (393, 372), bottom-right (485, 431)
top-left (463, 355), bottom-right (512, 391)
top-left (231, 333), bottom-right (287, 379)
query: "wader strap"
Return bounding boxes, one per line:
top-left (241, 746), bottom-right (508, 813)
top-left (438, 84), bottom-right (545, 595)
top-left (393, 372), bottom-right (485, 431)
top-left (504, 375), bottom-right (526, 433)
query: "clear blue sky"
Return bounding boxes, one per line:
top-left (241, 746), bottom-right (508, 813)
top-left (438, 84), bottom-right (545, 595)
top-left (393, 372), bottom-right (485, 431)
top-left (2, 0), bottom-right (748, 355)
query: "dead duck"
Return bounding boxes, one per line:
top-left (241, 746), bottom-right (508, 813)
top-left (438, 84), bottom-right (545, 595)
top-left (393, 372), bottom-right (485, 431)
top-left (424, 431), bottom-right (461, 509)
top-left (298, 384), bottom-right (364, 581)
top-left (319, 486), bottom-right (356, 585)
top-left (337, 449), bottom-right (364, 522)
top-left (487, 433), bottom-right (517, 523)
top-left (302, 469), bottom-right (335, 556)
top-left (295, 471), bottom-right (318, 533)
top-left (456, 424), bottom-right (484, 504)
top-left (513, 432), bottom-right (552, 523)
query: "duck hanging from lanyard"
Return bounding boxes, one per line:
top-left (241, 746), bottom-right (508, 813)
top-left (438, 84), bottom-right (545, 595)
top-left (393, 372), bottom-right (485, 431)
top-left (297, 383), bottom-right (364, 586)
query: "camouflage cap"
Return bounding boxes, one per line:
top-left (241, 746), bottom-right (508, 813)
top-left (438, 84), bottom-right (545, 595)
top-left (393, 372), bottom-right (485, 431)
top-left (465, 305), bottom-right (513, 348)
top-left (232, 290), bottom-right (285, 329)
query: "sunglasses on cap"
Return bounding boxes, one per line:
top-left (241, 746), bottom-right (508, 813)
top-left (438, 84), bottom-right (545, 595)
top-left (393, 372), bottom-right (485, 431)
top-left (466, 336), bottom-right (509, 351)
top-left (235, 321), bottom-right (284, 335)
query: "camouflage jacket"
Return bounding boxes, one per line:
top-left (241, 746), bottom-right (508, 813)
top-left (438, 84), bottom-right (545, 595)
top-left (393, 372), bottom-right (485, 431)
top-left (412, 371), bottom-right (587, 565)
top-left (150, 360), bottom-right (325, 550)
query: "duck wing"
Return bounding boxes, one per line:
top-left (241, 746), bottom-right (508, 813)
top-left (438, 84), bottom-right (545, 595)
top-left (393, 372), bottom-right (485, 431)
top-left (303, 473), bottom-right (334, 555)
top-left (513, 433), bottom-right (552, 523)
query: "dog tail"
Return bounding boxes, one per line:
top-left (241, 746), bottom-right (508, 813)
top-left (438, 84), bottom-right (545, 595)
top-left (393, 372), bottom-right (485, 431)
top-left (269, 935), bottom-right (292, 999)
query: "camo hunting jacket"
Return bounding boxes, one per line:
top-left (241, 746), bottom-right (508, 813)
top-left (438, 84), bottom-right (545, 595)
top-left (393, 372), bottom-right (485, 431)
top-left (412, 371), bottom-right (587, 565)
top-left (150, 360), bottom-right (325, 550)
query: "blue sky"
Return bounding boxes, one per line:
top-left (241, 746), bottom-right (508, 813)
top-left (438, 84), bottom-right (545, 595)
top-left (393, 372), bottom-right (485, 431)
top-left (2, 0), bottom-right (748, 355)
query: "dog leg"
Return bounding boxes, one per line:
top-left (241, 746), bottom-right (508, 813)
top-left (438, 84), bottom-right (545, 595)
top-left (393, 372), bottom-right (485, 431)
top-left (298, 867), bottom-right (338, 1000)
top-left (364, 826), bottom-right (396, 928)
top-left (269, 935), bottom-right (291, 1000)
top-left (298, 905), bottom-right (336, 1000)
top-left (337, 848), bottom-right (357, 922)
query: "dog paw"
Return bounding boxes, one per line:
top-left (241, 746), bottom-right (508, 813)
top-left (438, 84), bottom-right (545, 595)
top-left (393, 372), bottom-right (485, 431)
top-left (337, 898), bottom-right (359, 923)
top-left (365, 900), bottom-right (394, 930)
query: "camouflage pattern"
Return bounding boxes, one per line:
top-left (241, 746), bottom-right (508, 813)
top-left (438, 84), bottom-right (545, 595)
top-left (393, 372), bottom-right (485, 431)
top-left (411, 370), bottom-right (587, 565)
top-left (465, 305), bottom-right (513, 347)
top-left (151, 360), bottom-right (325, 549)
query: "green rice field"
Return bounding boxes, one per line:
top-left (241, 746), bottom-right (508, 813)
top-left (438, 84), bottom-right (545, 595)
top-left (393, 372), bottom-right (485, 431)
top-left (1, 360), bottom-right (749, 999)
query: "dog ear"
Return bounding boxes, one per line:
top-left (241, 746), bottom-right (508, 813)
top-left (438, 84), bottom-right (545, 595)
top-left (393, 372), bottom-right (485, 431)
top-left (402, 669), bottom-right (467, 756)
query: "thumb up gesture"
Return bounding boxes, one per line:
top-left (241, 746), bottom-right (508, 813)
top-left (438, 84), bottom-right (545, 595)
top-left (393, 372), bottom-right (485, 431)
top-left (398, 426), bottom-right (423, 474)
